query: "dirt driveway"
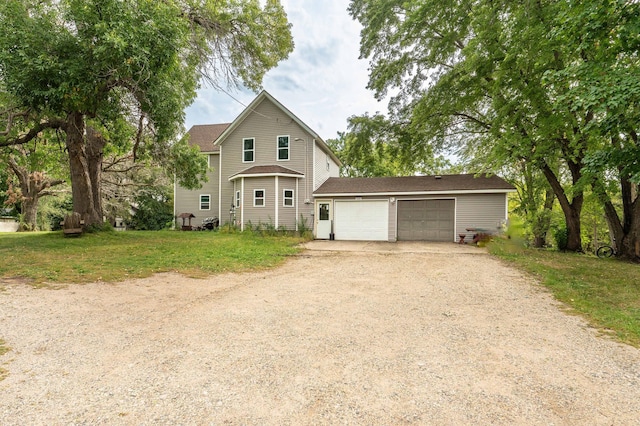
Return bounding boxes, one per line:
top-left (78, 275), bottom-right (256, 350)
top-left (1, 242), bottom-right (639, 425)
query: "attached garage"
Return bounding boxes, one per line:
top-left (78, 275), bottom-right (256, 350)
top-left (397, 199), bottom-right (455, 241)
top-left (334, 200), bottom-right (389, 241)
top-left (313, 174), bottom-right (516, 242)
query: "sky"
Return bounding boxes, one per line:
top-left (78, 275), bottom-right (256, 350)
top-left (184, 0), bottom-right (387, 142)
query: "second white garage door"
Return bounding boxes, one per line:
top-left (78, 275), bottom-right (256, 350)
top-left (334, 200), bottom-right (389, 241)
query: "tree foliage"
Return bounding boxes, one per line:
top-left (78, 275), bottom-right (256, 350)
top-left (349, 0), bottom-right (640, 260)
top-left (0, 0), bottom-right (293, 227)
top-left (327, 113), bottom-right (455, 177)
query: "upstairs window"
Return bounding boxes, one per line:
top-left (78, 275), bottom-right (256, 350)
top-left (283, 189), bottom-right (294, 207)
top-left (277, 135), bottom-right (289, 161)
top-left (254, 189), bottom-right (265, 207)
top-left (243, 138), bottom-right (255, 162)
top-left (200, 194), bottom-right (211, 210)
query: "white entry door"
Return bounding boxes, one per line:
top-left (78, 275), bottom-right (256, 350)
top-left (316, 201), bottom-right (332, 239)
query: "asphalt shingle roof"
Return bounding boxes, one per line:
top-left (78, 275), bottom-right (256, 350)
top-left (186, 123), bottom-right (231, 152)
top-left (230, 165), bottom-right (304, 180)
top-left (314, 174), bottom-right (515, 195)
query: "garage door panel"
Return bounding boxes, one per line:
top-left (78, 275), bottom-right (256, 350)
top-left (397, 199), bottom-right (454, 241)
top-left (334, 200), bottom-right (389, 241)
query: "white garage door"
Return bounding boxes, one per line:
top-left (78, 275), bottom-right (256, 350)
top-left (334, 200), bottom-right (389, 241)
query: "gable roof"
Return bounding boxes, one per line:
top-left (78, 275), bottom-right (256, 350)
top-left (314, 174), bottom-right (516, 196)
top-left (215, 90), bottom-right (342, 166)
top-left (186, 123), bottom-right (231, 153)
top-left (229, 165), bottom-right (305, 181)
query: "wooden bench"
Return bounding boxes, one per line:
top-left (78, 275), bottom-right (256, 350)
top-left (61, 213), bottom-right (84, 237)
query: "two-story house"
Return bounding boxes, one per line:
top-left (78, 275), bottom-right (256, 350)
top-left (174, 90), bottom-right (341, 233)
top-left (175, 91), bottom-right (516, 241)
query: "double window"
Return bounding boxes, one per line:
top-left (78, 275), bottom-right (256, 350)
top-left (200, 194), bottom-right (211, 210)
top-left (243, 138), bottom-right (255, 162)
top-left (277, 135), bottom-right (289, 161)
top-left (283, 189), bottom-right (294, 207)
top-left (254, 189), bottom-right (265, 207)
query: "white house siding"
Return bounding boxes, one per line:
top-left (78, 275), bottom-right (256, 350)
top-left (313, 141), bottom-right (340, 191)
top-left (219, 97), bottom-right (314, 222)
top-left (173, 153), bottom-right (220, 225)
top-left (455, 193), bottom-right (508, 240)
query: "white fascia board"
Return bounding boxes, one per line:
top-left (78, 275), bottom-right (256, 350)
top-left (313, 189), bottom-right (517, 197)
top-left (229, 173), bottom-right (305, 181)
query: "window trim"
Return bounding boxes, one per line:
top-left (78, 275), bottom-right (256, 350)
top-left (243, 137), bottom-right (255, 163)
top-left (199, 194), bottom-right (211, 211)
top-left (277, 135), bottom-right (290, 161)
top-left (253, 189), bottom-right (266, 207)
top-left (283, 189), bottom-right (294, 207)
top-left (235, 190), bottom-right (241, 208)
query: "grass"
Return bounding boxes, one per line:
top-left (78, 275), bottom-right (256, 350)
top-left (489, 238), bottom-right (640, 347)
top-left (0, 339), bottom-right (9, 381)
top-left (0, 230), bottom-right (306, 285)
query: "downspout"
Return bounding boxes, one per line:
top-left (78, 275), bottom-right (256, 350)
top-left (296, 178), bottom-right (299, 232)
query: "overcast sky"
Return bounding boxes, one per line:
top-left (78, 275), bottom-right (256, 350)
top-left (184, 0), bottom-right (387, 141)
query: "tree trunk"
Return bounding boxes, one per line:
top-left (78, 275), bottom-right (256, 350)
top-left (20, 195), bottom-right (38, 231)
top-left (66, 112), bottom-right (102, 227)
top-left (86, 127), bottom-right (107, 224)
top-left (598, 177), bottom-right (640, 263)
top-left (541, 162), bottom-right (583, 252)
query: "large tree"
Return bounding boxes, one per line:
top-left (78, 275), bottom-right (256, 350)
top-left (327, 113), bottom-right (454, 177)
top-left (349, 0), bottom-right (640, 258)
top-left (0, 0), bottom-right (293, 227)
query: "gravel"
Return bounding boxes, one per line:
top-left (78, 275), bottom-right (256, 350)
top-left (1, 242), bottom-right (639, 425)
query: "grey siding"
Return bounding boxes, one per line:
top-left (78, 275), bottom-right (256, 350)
top-left (455, 193), bottom-right (508, 240)
top-left (173, 153), bottom-right (220, 225)
top-left (277, 176), bottom-right (299, 231)
top-left (219, 97), bottom-right (314, 222)
top-left (313, 141), bottom-right (340, 191)
top-left (241, 177), bottom-right (276, 227)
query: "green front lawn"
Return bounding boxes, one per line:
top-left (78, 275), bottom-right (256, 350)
top-left (0, 230), bottom-right (305, 285)
top-left (490, 238), bottom-right (640, 347)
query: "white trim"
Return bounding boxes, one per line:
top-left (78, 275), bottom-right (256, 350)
top-left (199, 194), bottom-right (211, 211)
top-left (275, 177), bottom-right (279, 228)
top-left (218, 146), bottom-right (223, 220)
top-left (253, 189), bottom-right (266, 207)
top-left (212, 91), bottom-right (342, 166)
top-left (229, 172), bottom-right (304, 181)
top-left (283, 188), bottom-right (294, 207)
top-left (242, 137), bottom-right (255, 163)
top-left (276, 135), bottom-right (290, 161)
top-left (241, 178), bottom-right (245, 231)
top-left (314, 189), bottom-right (516, 197)
top-left (295, 179), bottom-right (299, 231)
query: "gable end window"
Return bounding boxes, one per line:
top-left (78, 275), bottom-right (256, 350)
top-left (254, 189), bottom-right (265, 207)
top-left (200, 194), bottom-right (211, 210)
top-left (283, 189), bottom-right (294, 207)
top-left (243, 138), bottom-right (255, 162)
top-left (277, 135), bottom-right (289, 161)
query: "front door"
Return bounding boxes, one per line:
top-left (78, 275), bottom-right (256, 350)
top-left (316, 201), bottom-right (332, 239)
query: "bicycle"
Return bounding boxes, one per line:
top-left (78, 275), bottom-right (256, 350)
top-left (596, 240), bottom-right (617, 258)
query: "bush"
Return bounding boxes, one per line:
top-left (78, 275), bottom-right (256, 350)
top-left (127, 191), bottom-right (173, 230)
top-left (553, 226), bottom-right (568, 251)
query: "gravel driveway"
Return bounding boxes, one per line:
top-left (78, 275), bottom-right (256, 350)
top-left (1, 241), bottom-right (639, 425)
